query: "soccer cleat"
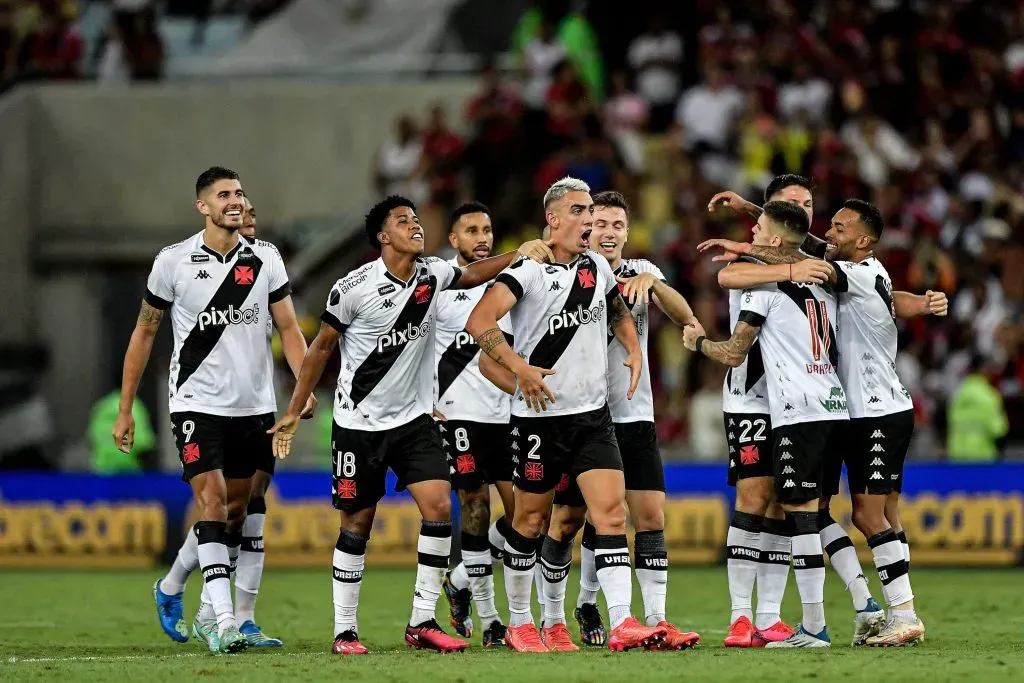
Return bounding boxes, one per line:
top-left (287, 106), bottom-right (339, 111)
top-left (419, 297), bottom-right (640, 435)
top-left (505, 623), bottom-right (549, 652)
top-left (405, 619), bottom-right (469, 653)
top-left (442, 571), bottom-right (474, 637)
top-left (723, 615), bottom-right (755, 648)
top-left (218, 625), bottom-right (249, 654)
top-left (865, 614), bottom-right (925, 647)
top-left (606, 616), bottom-right (667, 652)
top-left (752, 621), bottom-right (795, 647)
top-left (239, 620), bottom-right (283, 647)
top-left (650, 621), bottom-right (700, 650)
top-left (153, 579), bottom-right (189, 643)
top-left (573, 603), bottom-right (607, 646)
top-left (852, 597), bottom-right (886, 646)
top-left (482, 620), bottom-right (507, 647)
top-left (764, 624), bottom-right (831, 648)
top-left (541, 623), bottom-right (580, 652)
top-left (192, 616), bottom-right (220, 653)
top-left (332, 630), bottom-right (369, 655)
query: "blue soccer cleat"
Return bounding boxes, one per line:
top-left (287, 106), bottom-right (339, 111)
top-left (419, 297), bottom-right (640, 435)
top-left (153, 579), bottom-right (189, 643)
top-left (240, 620), bottom-right (284, 647)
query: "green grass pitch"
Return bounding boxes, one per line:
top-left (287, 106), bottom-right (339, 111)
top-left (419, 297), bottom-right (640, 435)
top-left (2, 567), bottom-right (1022, 682)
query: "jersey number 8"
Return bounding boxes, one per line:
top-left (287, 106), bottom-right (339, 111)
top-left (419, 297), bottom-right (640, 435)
top-left (454, 428), bottom-right (470, 452)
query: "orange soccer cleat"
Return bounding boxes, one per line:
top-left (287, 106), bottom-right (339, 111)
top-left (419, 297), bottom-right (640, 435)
top-left (607, 616), bottom-right (667, 652)
top-left (649, 621), bottom-right (701, 650)
top-left (505, 623), bottom-right (550, 653)
top-left (752, 620), bottom-right (795, 647)
top-left (541, 623), bottom-right (580, 652)
top-left (724, 615), bottom-right (755, 648)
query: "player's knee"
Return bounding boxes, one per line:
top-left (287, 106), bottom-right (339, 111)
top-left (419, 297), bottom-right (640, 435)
top-left (632, 507), bottom-right (664, 533)
top-left (588, 502), bottom-right (627, 535)
top-left (513, 508), bottom-right (549, 538)
top-left (735, 483), bottom-right (771, 516)
top-left (549, 507), bottom-right (585, 540)
top-left (420, 495), bottom-right (452, 522)
top-left (851, 503), bottom-right (887, 537)
top-left (226, 498), bottom-right (247, 524)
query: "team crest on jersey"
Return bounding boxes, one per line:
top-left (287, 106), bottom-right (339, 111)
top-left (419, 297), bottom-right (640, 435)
top-left (182, 443), bottom-right (201, 464)
top-left (456, 454), bottom-right (476, 474)
top-left (336, 479), bottom-right (357, 499)
top-left (577, 268), bottom-right (596, 288)
top-left (739, 445), bottom-right (759, 465)
top-left (414, 283), bottom-right (433, 304)
top-left (525, 462), bottom-right (544, 481)
top-left (234, 265), bottom-right (254, 285)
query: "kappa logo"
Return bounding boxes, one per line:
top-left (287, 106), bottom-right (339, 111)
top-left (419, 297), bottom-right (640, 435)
top-left (870, 457), bottom-right (884, 466)
top-left (784, 403), bottom-right (795, 411)
top-left (454, 291), bottom-right (470, 302)
top-left (549, 281), bottom-right (562, 291)
top-left (868, 396), bottom-right (881, 404)
top-left (577, 268), bottom-right (596, 288)
top-left (869, 471), bottom-right (883, 481)
top-left (547, 301), bottom-right (604, 335)
top-left (194, 270), bottom-right (212, 280)
top-left (727, 432), bottom-right (735, 441)
top-left (381, 299), bottom-right (395, 309)
top-left (870, 444), bottom-right (885, 453)
top-left (783, 479), bottom-right (796, 488)
top-left (782, 465), bottom-right (795, 474)
top-left (871, 430), bottom-right (885, 439)
top-left (779, 451), bottom-right (793, 460)
top-left (728, 418), bottom-right (735, 427)
top-left (779, 437), bottom-right (793, 446)
top-left (802, 481), bottom-right (817, 488)
top-left (378, 283), bottom-right (396, 296)
top-left (510, 441), bottom-right (520, 452)
top-left (511, 427), bottom-right (520, 437)
top-left (234, 265), bottom-right (254, 285)
top-left (732, 388), bottom-right (741, 396)
top-left (197, 303), bottom-right (260, 331)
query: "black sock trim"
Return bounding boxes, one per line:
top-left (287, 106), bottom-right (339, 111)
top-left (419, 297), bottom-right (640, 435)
top-left (823, 535), bottom-right (854, 557)
top-left (465, 563), bottom-right (493, 578)
top-left (504, 526), bottom-right (541, 555)
top-left (762, 517), bottom-right (790, 537)
top-left (788, 511), bottom-right (819, 536)
top-left (247, 497), bottom-right (267, 515)
top-left (202, 563), bottom-right (230, 582)
top-left (336, 529), bottom-right (368, 555)
top-left (896, 530), bottom-right (908, 544)
top-left (867, 529), bottom-right (898, 549)
top-left (727, 545), bottom-right (761, 562)
top-left (581, 521), bottom-right (597, 550)
top-left (421, 520), bottom-right (453, 538)
top-left (731, 511), bottom-right (765, 533)
top-left (876, 559), bottom-right (909, 585)
top-left (495, 516), bottom-right (508, 537)
top-left (241, 536), bottom-right (265, 553)
top-left (195, 520), bottom-right (227, 545)
top-left (593, 533), bottom-right (628, 551)
top-left (332, 566), bottom-right (363, 583)
top-left (817, 510), bottom-right (836, 528)
top-left (792, 553), bottom-right (826, 570)
top-left (594, 550), bottom-right (630, 571)
top-left (417, 552), bottom-right (449, 568)
top-left (635, 550), bottom-right (668, 571)
top-left (760, 550), bottom-right (792, 565)
top-left (541, 535), bottom-right (574, 566)
top-left (461, 531), bottom-right (489, 552)
top-left (225, 530), bottom-right (242, 549)
top-left (634, 529), bottom-right (666, 554)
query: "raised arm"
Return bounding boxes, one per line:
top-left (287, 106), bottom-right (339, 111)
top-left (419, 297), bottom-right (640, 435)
top-left (453, 240), bottom-right (553, 290)
top-left (112, 299), bottom-right (165, 453)
top-left (893, 290), bottom-right (948, 319)
top-left (682, 319), bottom-right (760, 368)
top-left (617, 271), bottom-right (694, 327)
top-left (717, 260), bottom-right (833, 290)
top-left (708, 190), bottom-right (762, 220)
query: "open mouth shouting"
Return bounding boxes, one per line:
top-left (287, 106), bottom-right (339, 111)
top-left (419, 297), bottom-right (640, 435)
top-left (580, 229), bottom-right (592, 249)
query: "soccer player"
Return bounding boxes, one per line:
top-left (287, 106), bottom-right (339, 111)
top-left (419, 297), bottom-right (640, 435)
top-left (267, 195), bottom-right (552, 655)
top-left (684, 200), bottom-right (841, 648)
top-left (116, 168), bottom-right (313, 654)
top-left (434, 202), bottom-right (513, 647)
top-left (699, 199), bottom-right (946, 646)
top-left (466, 177), bottom-right (667, 653)
top-left (536, 190), bottom-right (701, 650)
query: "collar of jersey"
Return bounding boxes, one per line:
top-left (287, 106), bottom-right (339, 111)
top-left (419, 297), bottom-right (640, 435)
top-left (547, 255), bottom-right (582, 269)
top-left (199, 235), bottom-right (244, 263)
top-left (380, 260), bottom-right (415, 288)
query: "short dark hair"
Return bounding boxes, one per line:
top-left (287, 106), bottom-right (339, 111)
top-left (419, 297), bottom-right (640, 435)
top-left (592, 190), bottom-right (630, 215)
top-left (196, 167), bottom-right (239, 196)
top-left (364, 195), bottom-right (416, 249)
top-left (764, 174), bottom-right (813, 204)
top-left (450, 201), bottom-right (491, 231)
top-left (762, 200), bottom-right (811, 240)
top-left (842, 198), bottom-right (884, 238)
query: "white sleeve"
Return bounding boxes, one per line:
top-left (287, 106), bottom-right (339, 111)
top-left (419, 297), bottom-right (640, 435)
top-left (592, 252), bottom-right (620, 298)
top-left (266, 244), bottom-right (292, 303)
top-left (494, 258), bottom-right (542, 301)
top-left (637, 259), bottom-right (667, 281)
top-left (144, 250), bottom-right (175, 310)
top-left (831, 260), bottom-right (870, 296)
top-left (321, 280), bottom-right (359, 333)
top-left (423, 256), bottom-right (460, 291)
top-left (737, 287), bottom-right (776, 328)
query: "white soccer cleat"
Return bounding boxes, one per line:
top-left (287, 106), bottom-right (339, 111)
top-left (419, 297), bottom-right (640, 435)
top-left (765, 624), bottom-right (831, 648)
top-left (865, 614), bottom-right (925, 647)
top-left (852, 597), bottom-right (886, 646)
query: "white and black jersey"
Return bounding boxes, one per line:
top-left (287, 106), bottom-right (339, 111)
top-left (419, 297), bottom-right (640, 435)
top-left (607, 259), bottom-right (663, 423)
top-left (739, 281), bottom-right (848, 427)
top-left (433, 258), bottom-right (513, 423)
top-left (722, 286), bottom-right (770, 415)
top-left (322, 256), bottom-right (460, 431)
top-left (145, 232), bottom-right (290, 416)
top-left (831, 257), bottom-right (913, 418)
top-left (496, 251), bottom-right (619, 418)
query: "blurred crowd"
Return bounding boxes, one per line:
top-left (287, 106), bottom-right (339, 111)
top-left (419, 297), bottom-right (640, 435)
top-left (375, 0), bottom-right (1024, 459)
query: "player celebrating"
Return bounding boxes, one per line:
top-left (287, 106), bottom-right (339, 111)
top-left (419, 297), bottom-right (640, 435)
top-left (434, 202), bottom-right (514, 647)
top-left (118, 168), bottom-right (313, 654)
top-left (699, 199), bottom-right (946, 646)
top-left (268, 196), bottom-right (551, 655)
top-left (467, 177), bottom-right (667, 653)
top-left (685, 200), bottom-right (841, 648)
top-left (536, 191), bottom-right (701, 650)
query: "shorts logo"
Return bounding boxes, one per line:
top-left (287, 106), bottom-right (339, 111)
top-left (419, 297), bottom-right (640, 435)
top-left (869, 472), bottom-right (883, 481)
top-left (555, 472), bottom-right (570, 492)
top-left (801, 481), bottom-right (816, 488)
top-left (870, 444), bottom-right (885, 452)
top-left (577, 268), bottom-right (596, 288)
top-left (456, 454), bottom-right (476, 475)
top-left (511, 427), bottom-right (520, 437)
top-left (871, 430), bottom-right (885, 439)
top-left (739, 445), bottom-right (759, 465)
top-left (525, 462), bottom-right (544, 481)
top-left (378, 284), bottom-right (396, 296)
top-left (727, 432), bottom-right (735, 441)
top-left (783, 479), bottom-right (795, 488)
top-left (779, 437), bottom-right (792, 446)
top-left (510, 441), bottom-right (520, 452)
top-left (182, 443), bottom-right (201, 464)
top-left (782, 465), bottom-right (795, 474)
top-left (779, 451), bottom-right (793, 461)
top-left (234, 265), bottom-right (254, 285)
top-left (728, 418), bottom-right (736, 427)
top-left (414, 283), bottom-right (433, 304)
top-left (336, 479), bottom-right (357, 499)
top-left (870, 457), bottom-right (884, 466)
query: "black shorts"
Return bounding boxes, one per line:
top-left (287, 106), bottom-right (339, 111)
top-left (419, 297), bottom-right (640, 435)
top-left (725, 412), bottom-right (774, 486)
top-left (825, 410), bottom-right (915, 496)
top-left (554, 420), bottom-right (663, 507)
top-left (331, 413), bottom-right (450, 512)
top-left (511, 405), bottom-right (622, 498)
top-left (772, 420), bottom-right (846, 504)
top-left (439, 420), bottom-right (515, 491)
top-left (170, 412), bottom-right (274, 482)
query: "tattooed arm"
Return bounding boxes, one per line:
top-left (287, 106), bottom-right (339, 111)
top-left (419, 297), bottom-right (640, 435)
top-left (608, 293), bottom-right (643, 399)
top-left (682, 319), bottom-right (759, 368)
top-left (113, 299), bottom-right (166, 452)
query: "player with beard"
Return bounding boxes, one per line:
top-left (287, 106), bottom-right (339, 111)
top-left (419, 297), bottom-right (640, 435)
top-left (522, 191), bottom-right (699, 649)
top-left (435, 202), bottom-right (514, 647)
top-left (698, 199), bottom-right (946, 646)
top-left (467, 177), bottom-right (667, 653)
top-left (268, 196), bottom-right (552, 655)
top-left (121, 168), bottom-right (314, 653)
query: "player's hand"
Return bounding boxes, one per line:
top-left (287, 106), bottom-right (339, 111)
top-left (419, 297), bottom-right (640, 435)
top-left (790, 259), bottom-right (832, 285)
top-left (925, 290), bottom-right (948, 317)
top-left (707, 191), bottom-right (746, 214)
top-left (300, 393), bottom-right (317, 420)
top-left (696, 238), bottom-right (751, 263)
top-left (432, 407), bottom-right (447, 422)
top-left (624, 348), bottom-right (642, 400)
top-left (682, 319), bottom-right (706, 352)
top-left (112, 411), bottom-right (135, 454)
top-left (616, 273), bottom-right (659, 307)
top-left (268, 413), bottom-right (301, 460)
top-left (514, 364), bottom-right (556, 413)
top-left (517, 239), bottom-right (554, 263)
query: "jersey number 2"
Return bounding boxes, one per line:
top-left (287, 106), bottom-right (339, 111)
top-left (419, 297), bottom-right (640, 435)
top-left (805, 300), bottom-right (831, 362)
